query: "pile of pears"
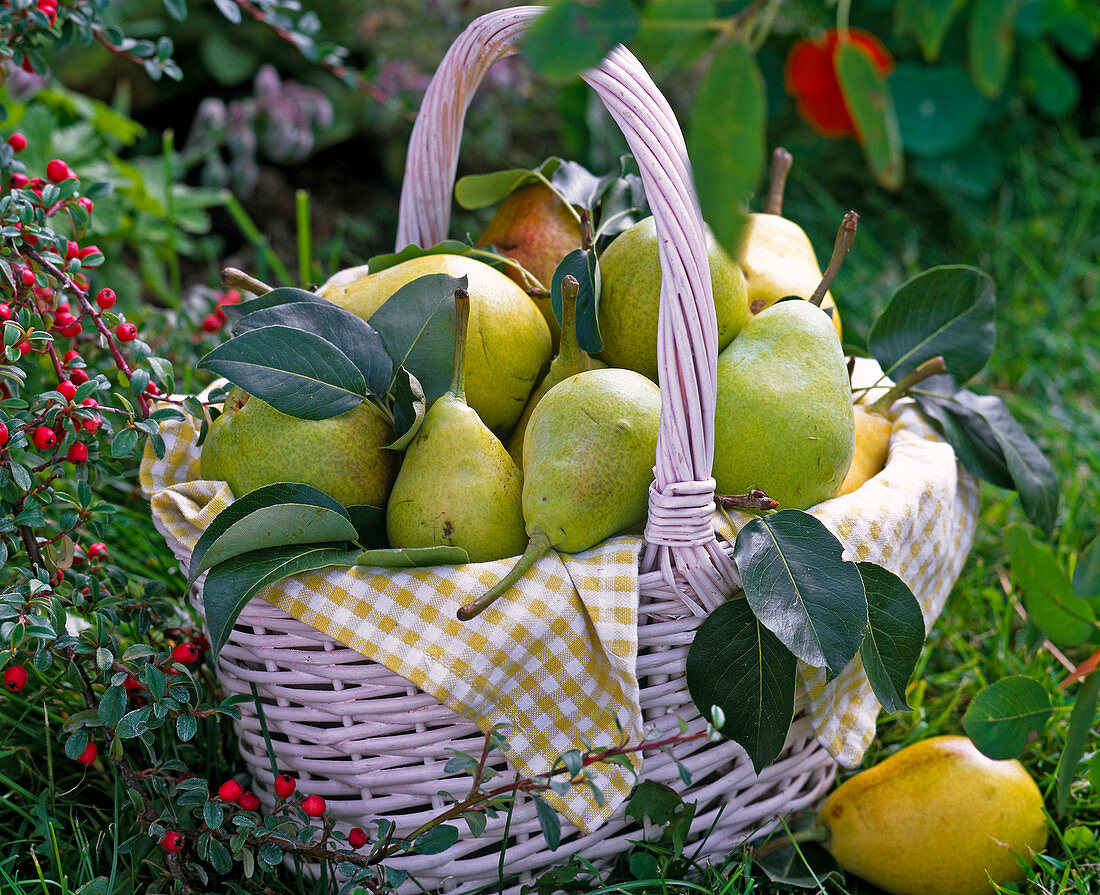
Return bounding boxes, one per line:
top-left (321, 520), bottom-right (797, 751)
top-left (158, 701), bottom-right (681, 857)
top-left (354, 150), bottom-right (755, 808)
top-left (201, 149), bottom-right (904, 615)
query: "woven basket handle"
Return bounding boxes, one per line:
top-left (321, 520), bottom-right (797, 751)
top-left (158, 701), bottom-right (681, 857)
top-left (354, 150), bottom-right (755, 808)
top-left (396, 6), bottom-right (738, 611)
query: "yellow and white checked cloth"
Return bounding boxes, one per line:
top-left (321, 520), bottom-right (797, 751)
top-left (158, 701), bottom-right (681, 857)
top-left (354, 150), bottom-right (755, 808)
top-left (141, 358), bottom-right (979, 830)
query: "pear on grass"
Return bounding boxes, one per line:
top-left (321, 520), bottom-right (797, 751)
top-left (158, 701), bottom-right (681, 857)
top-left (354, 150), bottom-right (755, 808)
top-left (597, 216), bottom-right (749, 382)
top-left (385, 289), bottom-right (527, 563)
top-left (816, 736), bottom-right (1047, 895)
top-left (506, 275), bottom-right (606, 469)
top-left (736, 148), bottom-right (843, 340)
top-left (318, 253), bottom-right (551, 432)
top-left (837, 356), bottom-right (946, 497)
top-left (200, 387), bottom-right (399, 507)
top-left (458, 367), bottom-right (660, 620)
top-left (474, 181), bottom-right (583, 350)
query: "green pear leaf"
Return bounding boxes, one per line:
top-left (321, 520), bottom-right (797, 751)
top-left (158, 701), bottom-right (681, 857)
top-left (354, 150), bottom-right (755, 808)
top-left (203, 544), bottom-right (361, 658)
top-left (369, 273), bottom-right (461, 404)
top-left (197, 325), bottom-right (367, 419)
top-left (891, 62), bottom-right (990, 157)
top-left (385, 366), bottom-right (426, 450)
top-left (454, 158), bottom-right (561, 210)
top-left (367, 242), bottom-right (513, 277)
top-left (1055, 669), bottom-right (1100, 813)
top-left (734, 510), bottom-right (868, 677)
top-left (686, 597), bottom-right (797, 773)
top-left (961, 675), bottom-right (1051, 760)
top-left (231, 301), bottom-right (392, 398)
top-left (835, 41), bottom-right (904, 190)
top-left (550, 248), bottom-right (601, 353)
top-left (857, 562), bottom-right (926, 713)
top-left (917, 385), bottom-right (1059, 535)
top-left (1006, 524), bottom-right (1094, 647)
top-left (1073, 537), bottom-right (1100, 608)
top-left (522, 0), bottom-right (640, 84)
top-left (624, 781), bottom-right (685, 827)
top-left (968, 0), bottom-right (1018, 98)
top-left (222, 286), bottom-right (328, 324)
top-left (345, 505), bottom-right (387, 549)
top-left (188, 483), bottom-right (356, 587)
top-left (869, 265), bottom-right (996, 385)
top-left (687, 40), bottom-right (762, 255)
top-left (755, 841), bottom-right (844, 888)
top-left (355, 545), bottom-right (470, 569)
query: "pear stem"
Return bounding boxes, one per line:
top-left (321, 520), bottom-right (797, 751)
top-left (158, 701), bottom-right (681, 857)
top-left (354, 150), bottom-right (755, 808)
top-left (457, 530), bottom-right (553, 621)
top-left (450, 288), bottom-right (470, 402)
top-left (764, 147), bottom-right (793, 215)
top-left (809, 210), bottom-right (859, 307)
top-left (752, 823), bottom-right (830, 858)
top-left (553, 275), bottom-right (585, 373)
top-left (220, 267), bottom-right (273, 296)
top-left (868, 356), bottom-right (947, 415)
top-left (580, 209), bottom-right (594, 252)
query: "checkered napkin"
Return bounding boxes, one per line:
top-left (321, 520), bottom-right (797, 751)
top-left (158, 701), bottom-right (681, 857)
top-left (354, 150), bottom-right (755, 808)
top-left (715, 358), bottom-right (982, 767)
top-left (140, 411), bottom-right (643, 834)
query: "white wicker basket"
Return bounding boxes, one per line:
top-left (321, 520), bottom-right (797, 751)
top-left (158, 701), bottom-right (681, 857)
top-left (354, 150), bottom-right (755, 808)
top-left (199, 6), bottom-right (840, 891)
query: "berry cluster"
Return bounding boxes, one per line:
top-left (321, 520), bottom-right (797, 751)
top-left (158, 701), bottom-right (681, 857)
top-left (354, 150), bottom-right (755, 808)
top-left (200, 288), bottom-right (243, 333)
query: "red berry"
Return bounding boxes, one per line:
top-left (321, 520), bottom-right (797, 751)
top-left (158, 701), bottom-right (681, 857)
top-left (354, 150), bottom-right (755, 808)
top-left (66, 241), bottom-right (80, 261)
top-left (200, 313), bottom-right (222, 333)
top-left (76, 742), bottom-right (98, 766)
top-left (217, 779), bottom-right (244, 804)
top-left (87, 542), bottom-right (108, 560)
top-left (171, 642), bottom-right (200, 665)
top-left (53, 311), bottom-right (76, 329)
top-left (347, 827), bottom-right (368, 849)
top-left (21, 57), bottom-right (36, 75)
top-left (32, 426), bottom-right (57, 450)
top-left (78, 245), bottom-right (100, 260)
top-left (80, 398), bottom-right (98, 408)
top-left (46, 159), bottom-right (68, 183)
top-left (160, 831), bottom-right (184, 853)
top-left (64, 350), bottom-right (81, 363)
top-left (115, 322), bottom-right (137, 342)
top-left (0, 304), bottom-right (10, 321)
top-left (95, 288), bottom-right (116, 309)
top-left (273, 774), bottom-right (296, 799)
top-left (0, 422), bottom-right (8, 446)
top-left (239, 791), bottom-right (261, 812)
top-left (145, 382), bottom-right (161, 397)
top-left (20, 267), bottom-right (35, 287)
top-left (123, 675), bottom-right (142, 694)
top-left (300, 794), bottom-right (326, 817)
top-left (3, 665), bottom-right (28, 693)
top-left (82, 416), bottom-right (102, 434)
top-left (67, 442), bottom-right (88, 464)
top-left (23, 232), bottom-right (39, 247)
top-left (56, 301), bottom-right (70, 314)
top-left (70, 369), bottom-right (89, 385)
top-left (59, 321), bottom-right (81, 338)
top-left (17, 342), bottom-right (31, 357)
top-left (57, 380), bottom-right (77, 401)
top-left (10, 173), bottom-right (29, 190)
top-left (78, 197), bottom-right (94, 215)
top-left (7, 133), bottom-right (27, 153)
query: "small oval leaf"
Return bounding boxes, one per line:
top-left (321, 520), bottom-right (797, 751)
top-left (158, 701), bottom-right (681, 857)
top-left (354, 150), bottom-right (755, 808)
top-left (962, 675), bottom-right (1051, 760)
top-left (835, 41), bottom-right (904, 190)
top-left (1006, 524), bottom-right (1093, 647)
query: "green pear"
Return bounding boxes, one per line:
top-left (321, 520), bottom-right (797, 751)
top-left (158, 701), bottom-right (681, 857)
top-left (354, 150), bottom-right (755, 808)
top-left (597, 216), bottom-right (749, 382)
top-left (475, 181), bottom-right (584, 350)
top-left (736, 148), bottom-right (842, 339)
top-left (505, 275), bottom-right (606, 469)
top-left (317, 253), bottom-right (552, 432)
top-left (200, 388), bottom-right (399, 507)
top-left (817, 736), bottom-right (1048, 895)
top-left (712, 300), bottom-right (854, 509)
top-left (385, 289), bottom-right (527, 563)
top-left (458, 367), bottom-right (660, 619)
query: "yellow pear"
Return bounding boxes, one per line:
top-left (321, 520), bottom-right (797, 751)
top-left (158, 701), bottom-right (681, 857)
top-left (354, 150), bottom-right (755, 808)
top-left (836, 404), bottom-right (893, 496)
top-left (735, 148), bottom-right (842, 339)
top-left (318, 254), bottom-right (551, 432)
top-left (474, 181), bottom-right (583, 350)
top-left (597, 216), bottom-right (749, 382)
top-left (818, 736), bottom-right (1048, 895)
top-left (386, 291), bottom-right (527, 562)
top-left (200, 387), bottom-right (398, 507)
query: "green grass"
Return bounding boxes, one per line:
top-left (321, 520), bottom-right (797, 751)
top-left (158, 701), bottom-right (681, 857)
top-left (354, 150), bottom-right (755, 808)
top-left (2, 126), bottom-right (1097, 895)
